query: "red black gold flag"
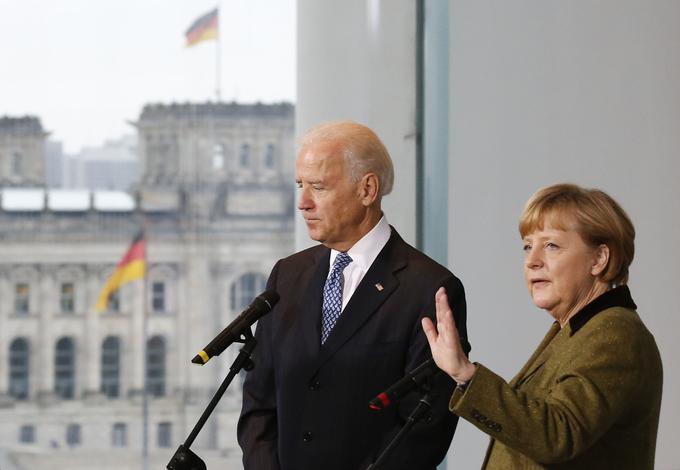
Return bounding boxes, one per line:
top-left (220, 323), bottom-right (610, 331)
top-left (185, 8), bottom-right (219, 47)
top-left (96, 231), bottom-right (146, 311)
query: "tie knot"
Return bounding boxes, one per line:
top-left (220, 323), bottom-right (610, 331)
top-left (333, 252), bottom-right (352, 272)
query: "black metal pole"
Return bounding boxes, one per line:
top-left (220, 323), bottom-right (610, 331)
top-left (167, 329), bottom-right (257, 470)
top-left (366, 393), bottom-right (433, 470)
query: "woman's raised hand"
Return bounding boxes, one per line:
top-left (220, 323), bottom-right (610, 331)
top-left (421, 287), bottom-right (476, 384)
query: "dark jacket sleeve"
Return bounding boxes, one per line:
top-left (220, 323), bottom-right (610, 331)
top-left (237, 260), bottom-right (282, 470)
top-left (378, 275), bottom-right (468, 469)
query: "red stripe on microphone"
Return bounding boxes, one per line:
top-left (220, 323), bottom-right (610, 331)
top-left (378, 393), bottom-right (391, 408)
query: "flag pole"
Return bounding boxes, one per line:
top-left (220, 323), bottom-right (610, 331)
top-left (141, 226), bottom-right (149, 470)
top-left (215, 4), bottom-right (222, 101)
top-left (93, 231), bottom-right (148, 466)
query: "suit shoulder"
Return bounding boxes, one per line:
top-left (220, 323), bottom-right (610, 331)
top-left (575, 306), bottom-right (663, 395)
top-left (586, 307), bottom-right (653, 338)
top-left (277, 244), bottom-right (326, 266)
top-left (577, 307), bottom-right (660, 361)
top-left (397, 237), bottom-right (460, 280)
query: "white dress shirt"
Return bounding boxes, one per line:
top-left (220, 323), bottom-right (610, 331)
top-left (328, 216), bottom-right (391, 311)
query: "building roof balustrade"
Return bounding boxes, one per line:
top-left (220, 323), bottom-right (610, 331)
top-left (0, 189), bottom-right (136, 213)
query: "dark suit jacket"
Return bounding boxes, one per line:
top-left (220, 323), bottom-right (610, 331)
top-left (238, 228), bottom-right (469, 470)
top-left (450, 286), bottom-right (662, 469)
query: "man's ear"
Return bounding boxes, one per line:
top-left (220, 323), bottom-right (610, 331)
top-left (359, 173), bottom-right (380, 206)
top-left (591, 244), bottom-right (610, 277)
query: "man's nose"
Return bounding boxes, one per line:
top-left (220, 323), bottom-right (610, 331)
top-left (297, 186), bottom-right (312, 211)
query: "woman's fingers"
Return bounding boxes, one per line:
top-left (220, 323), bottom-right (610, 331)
top-left (425, 287), bottom-right (475, 381)
top-left (425, 288), bottom-right (464, 378)
top-left (435, 287), bottom-right (449, 324)
top-left (435, 287), bottom-right (459, 341)
top-left (421, 317), bottom-right (438, 347)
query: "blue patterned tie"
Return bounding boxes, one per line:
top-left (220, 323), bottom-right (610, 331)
top-left (321, 252), bottom-right (353, 344)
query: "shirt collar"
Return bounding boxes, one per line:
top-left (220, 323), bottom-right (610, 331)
top-left (568, 285), bottom-right (637, 334)
top-left (329, 216), bottom-right (391, 270)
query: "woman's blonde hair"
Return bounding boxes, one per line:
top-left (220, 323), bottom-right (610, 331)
top-left (519, 183), bottom-right (635, 285)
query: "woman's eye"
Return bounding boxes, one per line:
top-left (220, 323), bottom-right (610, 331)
top-left (522, 244), bottom-right (531, 252)
top-left (546, 242), bottom-right (559, 249)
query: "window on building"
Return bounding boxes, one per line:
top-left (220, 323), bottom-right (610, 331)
top-left (107, 290), bottom-right (120, 313)
top-left (152, 282), bottom-right (165, 313)
top-left (213, 143), bottom-right (225, 169)
top-left (14, 283), bottom-right (30, 314)
top-left (19, 424), bottom-right (35, 444)
top-left (146, 336), bottom-right (166, 397)
top-left (112, 423), bottom-right (127, 447)
top-left (230, 272), bottom-right (267, 311)
top-left (55, 337), bottom-right (75, 399)
top-left (60, 282), bottom-right (75, 313)
top-left (9, 338), bottom-right (30, 400)
top-left (101, 336), bottom-right (120, 398)
top-left (11, 151), bottom-right (22, 176)
top-left (264, 143), bottom-right (276, 168)
top-left (239, 143), bottom-right (250, 167)
top-left (158, 422), bottom-right (172, 448)
top-left (66, 423), bottom-right (81, 446)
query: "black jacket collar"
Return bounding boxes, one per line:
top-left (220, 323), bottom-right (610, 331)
top-left (569, 285), bottom-right (637, 334)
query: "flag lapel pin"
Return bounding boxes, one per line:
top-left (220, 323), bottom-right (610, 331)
top-left (375, 283), bottom-right (384, 291)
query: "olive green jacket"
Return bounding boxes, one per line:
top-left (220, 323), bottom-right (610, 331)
top-left (450, 286), bottom-right (662, 469)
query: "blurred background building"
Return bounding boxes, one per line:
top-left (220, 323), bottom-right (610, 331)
top-left (56, 135), bottom-right (138, 191)
top-left (0, 117), bottom-right (48, 188)
top-left (0, 102), bottom-right (295, 469)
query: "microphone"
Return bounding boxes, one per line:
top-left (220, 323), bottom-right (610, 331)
top-left (369, 358), bottom-right (440, 410)
top-left (191, 290), bottom-right (279, 365)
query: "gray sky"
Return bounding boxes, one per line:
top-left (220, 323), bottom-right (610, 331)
top-left (0, 0), bottom-right (296, 153)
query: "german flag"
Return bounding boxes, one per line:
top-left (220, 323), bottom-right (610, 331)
top-left (185, 8), bottom-right (219, 47)
top-left (96, 231), bottom-right (146, 311)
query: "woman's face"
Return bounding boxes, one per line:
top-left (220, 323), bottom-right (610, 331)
top-left (523, 223), bottom-right (607, 323)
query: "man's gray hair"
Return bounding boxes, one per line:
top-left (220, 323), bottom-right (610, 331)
top-left (299, 120), bottom-right (394, 196)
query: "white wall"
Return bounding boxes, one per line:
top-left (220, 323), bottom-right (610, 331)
top-left (296, 0), bottom-right (418, 249)
top-left (295, 1), bottom-right (680, 468)
top-left (448, 2), bottom-right (680, 468)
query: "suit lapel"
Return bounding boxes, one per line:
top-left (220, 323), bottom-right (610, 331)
top-left (309, 230), bottom-right (406, 375)
top-left (509, 322), bottom-right (560, 387)
top-left (297, 247), bottom-right (330, 358)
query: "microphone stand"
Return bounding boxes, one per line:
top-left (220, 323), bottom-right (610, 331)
top-left (167, 328), bottom-right (257, 470)
top-left (366, 392), bottom-right (433, 470)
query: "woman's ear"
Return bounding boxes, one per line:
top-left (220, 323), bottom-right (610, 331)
top-left (591, 244), bottom-right (610, 277)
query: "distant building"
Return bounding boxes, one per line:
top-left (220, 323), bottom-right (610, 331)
top-left (45, 140), bottom-right (65, 188)
top-left (61, 135), bottom-right (139, 191)
top-left (0, 116), bottom-right (48, 187)
top-left (0, 102), bottom-right (295, 469)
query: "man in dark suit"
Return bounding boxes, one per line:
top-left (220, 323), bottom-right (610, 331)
top-left (237, 121), bottom-right (469, 470)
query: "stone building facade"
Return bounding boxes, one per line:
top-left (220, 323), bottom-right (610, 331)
top-left (0, 116), bottom-right (47, 187)
top-left (0, 103), bottom-right (295, 469)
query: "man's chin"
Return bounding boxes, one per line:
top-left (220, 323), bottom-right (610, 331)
top-left (306, 230), bottom-right (325, 243)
